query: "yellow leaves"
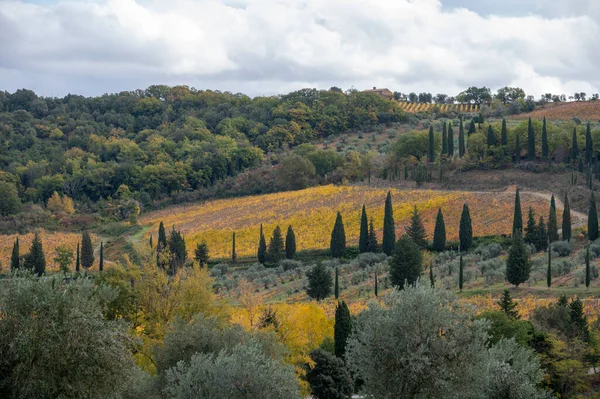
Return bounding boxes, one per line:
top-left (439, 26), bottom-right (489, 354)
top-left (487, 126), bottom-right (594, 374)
top-left (47, 191), bottom-right (75, 216)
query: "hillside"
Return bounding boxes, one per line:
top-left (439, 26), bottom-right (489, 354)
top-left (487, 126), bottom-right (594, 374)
top-left (516, 100), bottom-right (600, 121)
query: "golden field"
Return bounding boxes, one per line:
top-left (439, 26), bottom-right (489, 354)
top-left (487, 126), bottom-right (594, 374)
top-left (141, 185), bottom-right (561, 260)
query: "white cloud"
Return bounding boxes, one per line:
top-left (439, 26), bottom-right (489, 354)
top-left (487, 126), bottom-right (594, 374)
top-left (0, 0), bottom-right (599, 97)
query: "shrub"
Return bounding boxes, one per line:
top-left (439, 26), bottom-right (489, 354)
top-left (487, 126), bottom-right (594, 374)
top-left (551, 241), bottom-right (572, 257)
top-left (356, 252), bottom-right (386, 268)
top-left (474, 243), bottom-right (503, 260)
top-left (280, 259), bottom-right (303, 271)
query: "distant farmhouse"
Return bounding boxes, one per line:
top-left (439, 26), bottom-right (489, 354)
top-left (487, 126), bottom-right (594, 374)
top-left (363, 87), bottom-right (393, 99)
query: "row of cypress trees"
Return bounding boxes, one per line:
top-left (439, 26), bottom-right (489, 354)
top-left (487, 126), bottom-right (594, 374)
top-left (257, 224), bottom-right (296, 265)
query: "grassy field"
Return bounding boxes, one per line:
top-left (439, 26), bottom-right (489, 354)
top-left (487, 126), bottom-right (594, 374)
top-left (140, 185), bottom-right (560, 260)
top-left (516, 100), bottom-right (600, 121)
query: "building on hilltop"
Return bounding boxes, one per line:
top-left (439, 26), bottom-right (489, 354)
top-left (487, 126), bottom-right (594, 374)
top-left (363, 87), bottom-right (393, 99)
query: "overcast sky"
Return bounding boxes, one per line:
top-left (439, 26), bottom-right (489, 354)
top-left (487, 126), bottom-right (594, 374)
top-left (1, 0), bottom-right (599, 98)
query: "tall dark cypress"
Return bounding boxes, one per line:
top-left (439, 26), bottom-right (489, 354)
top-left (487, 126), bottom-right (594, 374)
top-left (374, 271), bottom-right (378, 296)
top-left (258, 224), bottom-right (267, 264)
top-left (330, 212), bottom-right (346, 258)
top-left (458, 253), bottom-right (464, 292)
top-left (447, 123), bottom-right (454, 156)
top-left (99, 241), bottom-right (104, 272)
top-left (459, 204), bottom-right (473, 252)
top-left (285, 225), bottom-right (296, 259)
top-left (515, 134), bottom-right (521, 163)
top-left (359, 205), bottom-right (369, 253)
top-left (232, 232), bottom-right (237, 263)
top-left (588, 191), bottom-right (598, 241)
top-left (158, 221), bottom-right (167, 249)
top-left (548, 195), bottom-right (559, 242)
top-left (428, 125), bottom-right (435, 163)
top-left (334, 301), bottom-right (351, 359)
top-left (512, 188), bottom-right (523, 235)
top-left (10, 237), bottom-right (19, 271)
top-left (429, 262), bottom-right (435, 288)
top-left (527, 117), bottom-right (535, 160)
top-left (267, 226), bottom-right (285, 264)
top-left (487, 125), bottom-right (496, 147)
top-left (524, 207), bottom-right (537, 246)
top-left (468, 119), bottom-right (476, 135)
top-left (506, 230), bottom-right (531, 287)
top-left (432, 208), bottom-right (446, 252)
top-left (441, 121), bottom-right (448, 156)
top-left (334, 267), bottom-right (339, 299)
top-left (458, 116), bottom-right (465, 157)
top-left (501, 118), bottom-right (508, 146)
top-left (75, 241), bottom-right (80, 273)
top-left (149, 235), bottom-right (153, 249)
top-left (81, 231), bottom-right (94, 269)
top-left (547, 243), bottom-right (552, 289)
top-left (406, 205), bottom-right (427, 248)
top-left (541, 117), bottom-right (549, 159)
top-left (382, 191), bottom-right (396, 255)
top-left (585, 246), bottom-right (591, 290)
top-left (24, 232), bottom-right (45, 276)
top-left (572, 127), bottom-right (579, 162)
top-left (367, 218), bottom-right (378, 252)
top-left (562, 193), bottom-right (572, 242)
top-left (586, 122), bottom-right (593, 165)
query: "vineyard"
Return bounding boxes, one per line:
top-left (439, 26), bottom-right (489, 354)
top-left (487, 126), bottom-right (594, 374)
top-left (398, 102), bottom-right (480, 113)
top-left (141, 185), bottom-right (560, 260)
top-left (515, 100), bottom-right (600, 121)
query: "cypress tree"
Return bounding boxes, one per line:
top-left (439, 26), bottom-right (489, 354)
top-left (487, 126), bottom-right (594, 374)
top-left (334, 301), bottom-right (352, 358)
top-left (75, 241), bottom-right (80, 273)
top-left (168, 227), bottom-right (187, 273)
top-left (334, 267), bottom-right (339, 299)
top-left (99, 241), bottom-right (104, 272)
top-left (432, 208), bottom-right (446, 252)
top-left (506, 230), bottom-right (531, 287)
top-left (441, 121), bottom-right (448, 155)
top-left (585, 246), bottom-right (591, 290)
top-left (149, 235), bottom-right (153, 249)
top-left (447, 123), bottom-right (454, 156)
top-left (547, 243), bottom-right (552, 289)
top-left (158, 221), bottom-right (167, 248)
top-left (487, 125), bottom-right (496, 147)
top-left (498, 289), bottom-right (520, 319)
top-left (285, 225), bottom-right (296, 259)
top-left (374, 271), bottom-right (378, 296)
top-left (548, 195), bottom-right (559, 242)
top-left (468, 119), bottom-right (476, 135)
top-left (542, 117), bottom-right (549, 159)
top-left (232, 232), bottom-right (237, 263)
top-left (524, 207), bottom-right (537, 246)
top-left (527, 117), bottom-right (535, 160)
top-left (459, 204), bottom-right (473, 252)
top-left (194, 242), bottom-right (209, 267)
top-left (258, 224), bottom-right (267, 264)
top-left (515, 134), bottom-right (521, 163)
top-left (81, 231), bottom-right (94, 269)
top-left (563, 193), bottom-right (572, 242)
top-left (429, 262), bottom-right (435, 288)
top-left (267, 226), bottom-right (285, 264)
top-left (330, 212), bottom-right (346, 258)
top-left (572, 127), bottom-right (579, 162)
top-left (589, 191), bottom-right (598, 241)
top-left (586, 122), bottom-right (593, 164)
top-left (10, 237), bottom-right (19, 271)
top-left (458, 116), bottom-right (465, 157)
top-left (537, 216), bottom-right (548, 252)
top-left (24, 232), bottom-right (45, 276)
top-left (367, 218), bottom-right (378, 252)
top-left (501, 118), bottom-right (508, 146)
top-left (359, 205), bottom-right (369, 253)
top-left (428, 125), bottom-right (435, 163)
top-left (406, 205), bottom-right (427, 248)
top-left (389, 235), bottom-right (423, 289)
top-left (458, 253), bottom-right (464, 292)
top-left (512, 188), bottom-right (523, 235)
top-left (382, 191), bottom-right (396, 255)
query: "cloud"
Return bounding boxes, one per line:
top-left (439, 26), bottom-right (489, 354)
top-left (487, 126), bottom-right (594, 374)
top-left (0, 0), bottom-right (599, 97)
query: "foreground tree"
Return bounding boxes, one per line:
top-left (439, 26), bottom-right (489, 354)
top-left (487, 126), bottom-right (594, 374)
top-left (330, 212), bottom-right (346, 258)
top-left (194, 242), bottom-right (209, 267)
top-left (306, 349), bottom-right (353, 399)
top-left (459, 204), bottom-right (473, 251)
top-left (334, 301), bottom-right (352, 359)
top-left (81, 231), bottom-right (95, 269)
top-left (285, 225), bottom-right (296, 259)
top-left (306, 263), bottom-right (333, 301)
top-left (382, 191), bottom-right (396, 255)
top-left (347, 284), bottom-right (548, 399)
top-left (506, 231), bottom-right (531, 287)
top-left (359, 205), bottom-right (369, 253)
top-left (432, 208), bottom-right (446, 252)
top-left (390, 236), bottom-right (422, 289)
top-left (406, 206), bottom-right (427, 248)
top-left (267, 226), bottom-right (285, 264)
top-left (24, 232), bottom-right (45, 276)
top-left (588, 191), bottom-right (598, 241)
top-left (548, 195), bottom-right (559, 242)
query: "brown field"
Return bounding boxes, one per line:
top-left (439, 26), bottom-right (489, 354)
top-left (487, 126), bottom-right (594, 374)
top-left (516, 101), bottom-right (600, 121)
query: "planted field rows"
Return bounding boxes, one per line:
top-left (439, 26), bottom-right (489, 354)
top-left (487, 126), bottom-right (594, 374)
top-left (141, 185), bottom-right (559, 260)
top-left (398, 102), bottom-right (480, 113)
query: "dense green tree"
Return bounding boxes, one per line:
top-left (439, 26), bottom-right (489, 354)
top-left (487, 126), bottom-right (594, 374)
top-left (588, 191), bottom-right (598, 241)
top-left (568, 298), bottom-right (589, 342)
top-left (406, 205), bottom-right (427, 248)
top-left (334, 301), bottom-right (352, 359)
top-left (447, 123), bottom-right (454, 156)
top-left (24, 232), bottom-right (45, 276)
top-left (285, 225), bottom-right (296, 259)
top-left (562, 193), bottom-right (571, 242)
top-left (367, 218), bottom-right (378, 252)
top-left (10, 237), bottom-right (19, 271)
top-left (306, 349), bottom-right (353, 399)
top-left (330, 212), bottom-right (346, 258)
top-left (513, 188), bottom-right (523, 234)
top-left (585, 246), bottom-right (591, 290)
top-left (306, 263), bottom-right (333, 301)
top-left (547, 244), bottom-right (552, 288)
top-left (442, 121), bottom-right (448, 155)
top-left (266, 226), bottom-right (285, 264)
top-left (498, 289), bottom-right (520, 319)
top-left (81, 231), bottom-right (94, 269)
top-left (0, 181), bottom-right (21, 216)
top-left (458, 117), bottom-right (465, 157)
top-left (501, 118), bottom-right (508, 146)
top-left (572, 127), bottom-right (579, 162)
top-left (432, 208), bottom-right (446, 252)
top-left (506, 231), bottom-right (531, 287)
top-left (459, 204), bottom-right (473, 251)
top-left (515, 134), bottom-right (521, 163)
top-left (536, 216), bottom-right (548, 252)
top-left (168, 227), bottom-right (187, 273)
top-left (548, 195), bottom-right (559, 243)
top-left (99, 242), bottom-right (104, 272)
top-left (258, 224), bottom-right (267, 264)
top-left (586, 122), bottom-right (593, 164)
top-left (541, 117), bottom-right (549, 159)
top-left (428, 125), bottom-right (435, 163)
top-left (527, 117), bottom-right (535, 160)
top-left (458, 253), bottom-right (464, 292)
top-left (487, 125), bottom-right (496, 147)
top-left (382, 191), bottom-right (396, 255)
top-left (75, 241), bottom-right (80, 273)
top-left (524, 207), bottom-right (537, 246)
top-left (194, 242), bottom-right (209, 267)
top-left (390, 235), bottom-right (422, 289)
top-left (359, 205), bottom-right (369, 253)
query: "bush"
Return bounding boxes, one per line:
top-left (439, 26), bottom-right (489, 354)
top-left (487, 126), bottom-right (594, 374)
top-left (553, 259), bottom-right (575, 276)
top-left (280, 259), bottom-right (303, 271)
top-left (478, 258), bottom-right (505, 276)
top-left (551, 241), bottom-right (572, 257)
top-left (474, 243), bottom-right (503, 261)
top-left (356, 252), bottom-right (386, 268)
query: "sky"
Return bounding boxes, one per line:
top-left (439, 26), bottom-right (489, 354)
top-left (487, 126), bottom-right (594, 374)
top-left (1, 0), bottom-right (599, 98)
